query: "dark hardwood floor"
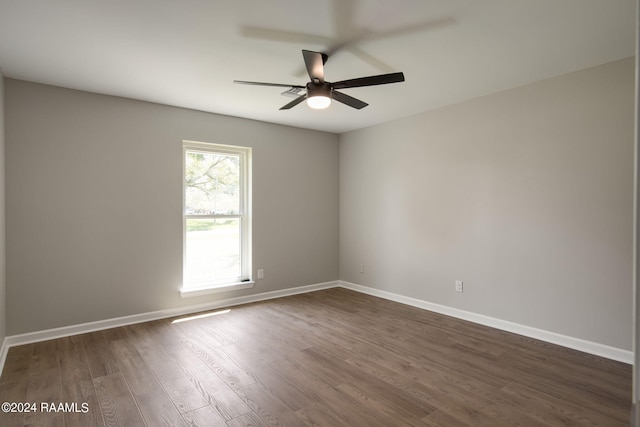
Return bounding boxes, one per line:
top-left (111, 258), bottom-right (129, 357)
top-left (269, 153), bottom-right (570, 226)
top-left (0, 287), bottom-right (632, 426)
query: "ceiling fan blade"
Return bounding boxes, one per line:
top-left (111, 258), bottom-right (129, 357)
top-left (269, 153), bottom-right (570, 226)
top-left (332, 90), bottom-right (368, 110)
top-left (279, 95), bottom-right (306, 110)
top-left (234, 80), bottom-right (305, 89)
top-left (348, 47), bottom-right (394, 73)
top-left (332, 72), bottom-right (405, 89)
top-left (302, 50), bottom-right (328, 82)
top-left (240, 26), bottom-right (332, 45)
top-left (368, 17), bottom-right (455, 42)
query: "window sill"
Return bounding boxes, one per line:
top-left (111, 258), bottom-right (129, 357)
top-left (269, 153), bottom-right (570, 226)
top-left (180, 280), bottom-right (255, 298)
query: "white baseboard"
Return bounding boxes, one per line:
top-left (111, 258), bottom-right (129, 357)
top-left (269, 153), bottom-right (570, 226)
top-left (338, 280), bottom-right (633, 364)
top-left (0, 278), bottom-right (631, 377)
top-left (0, 336), bottom-right (8, 377)
top-left (0, 280), bottom-right (339, 375)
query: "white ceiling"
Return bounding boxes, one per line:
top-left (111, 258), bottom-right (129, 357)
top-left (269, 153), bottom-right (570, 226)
top-left (0, 0), bottom-right (635, 134)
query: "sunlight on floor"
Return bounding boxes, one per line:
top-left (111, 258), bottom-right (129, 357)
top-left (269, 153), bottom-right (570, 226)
top-left (171, 309), bottom-right (231, 324)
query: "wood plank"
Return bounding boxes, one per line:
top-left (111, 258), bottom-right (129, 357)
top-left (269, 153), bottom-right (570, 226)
top-left (225, 411), bottom-right (270, 427)
top-left (24, 413), bottom-right (64, 427)
top-left (24, 340), bottom-right (63, 426)
top-left (135, 339), bottom-right (209, 414)
top-left (301, 384), bottom-right (392, 427)
top-left (234, 381), bottom-right (308, 427)
top-left (181, 405), bottom-right (227, 427)
top-left (82, 331), bottom-right (121, 378)
top-left (58, 335), bottom-right (103, 427)
top-left (561, 386), bottom-right (631, 424)
top-left (342, 347), bottom-right (508, 426)
top-left (0, 344), bottom-right (34, 427)
top-left (135, 390), bottom-right (189, 427)
top-left (502, 381), bottom-right (628, 427)
top-left (487, 342), bottom-right (630, 402)
top-left (423, 409), bottom-right (474, 427)
top-left (181, 335), bottom-right (257, 389)
top-left (0, 375), bottom-right (30, 426)
top-left (172, 319), bottom-right (233, 349)
top-left (166, 342), bottom-right (252, 421)
top-left (334, 382), bottom-right (428, 427)
top-left (294, 403), bottom-right (352, 427)
top-left (220, 344), bottom-right (314, 412)
top-left (0, 343), bottom-right (34, 383)
top-left (303, 345), bottom-right (436, 418)
top-left (93, 373), bottom-right (145, 427)
top-left (109, 337), bottom-right (160, 396)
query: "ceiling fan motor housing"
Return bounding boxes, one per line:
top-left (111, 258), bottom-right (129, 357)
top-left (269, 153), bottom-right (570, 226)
top-left (306, 82), bottom-right (332, 100)
top-left (306, 82), bottom-right (332, 109)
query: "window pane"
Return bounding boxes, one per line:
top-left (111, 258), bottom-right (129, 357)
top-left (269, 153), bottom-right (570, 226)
top-left (185, 218), bottom-right (241, 284)
top-left (185, 150), bottom-right (240, 215)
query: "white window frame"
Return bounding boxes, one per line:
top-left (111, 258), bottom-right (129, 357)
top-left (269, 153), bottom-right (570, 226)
top-left (181, 140), bottom-right (252, 297)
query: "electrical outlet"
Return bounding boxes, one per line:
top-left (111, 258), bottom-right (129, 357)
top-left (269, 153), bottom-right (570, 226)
top-left (455, 280), bottom-right (463, 293)
top-left (257, 269), bottom-right (264, 279)
top-left (360, 264), bottom-right (365, 274)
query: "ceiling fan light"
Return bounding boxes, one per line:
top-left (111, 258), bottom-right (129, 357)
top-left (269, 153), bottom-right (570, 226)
top-left (307, 95), bottom-right (331, 109)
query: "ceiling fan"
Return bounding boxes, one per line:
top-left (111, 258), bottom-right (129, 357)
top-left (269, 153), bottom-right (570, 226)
top-left (234, 50), bottom-right (405, 110)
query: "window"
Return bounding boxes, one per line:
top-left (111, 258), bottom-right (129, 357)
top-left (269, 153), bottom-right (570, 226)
top-left (182, 141), bottom-right (252, 296)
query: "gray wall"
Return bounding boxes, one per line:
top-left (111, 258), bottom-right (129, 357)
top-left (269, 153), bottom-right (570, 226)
top-left (5, 79), bottom-right (339, 335)
top-left (339, 58), bottom-right (634, 350)
top-left (0, 72), bottom-right (5, 344)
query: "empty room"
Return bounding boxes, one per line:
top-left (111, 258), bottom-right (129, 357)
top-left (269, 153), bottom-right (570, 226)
top-left (0, 0), bottom-right (637, 426)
